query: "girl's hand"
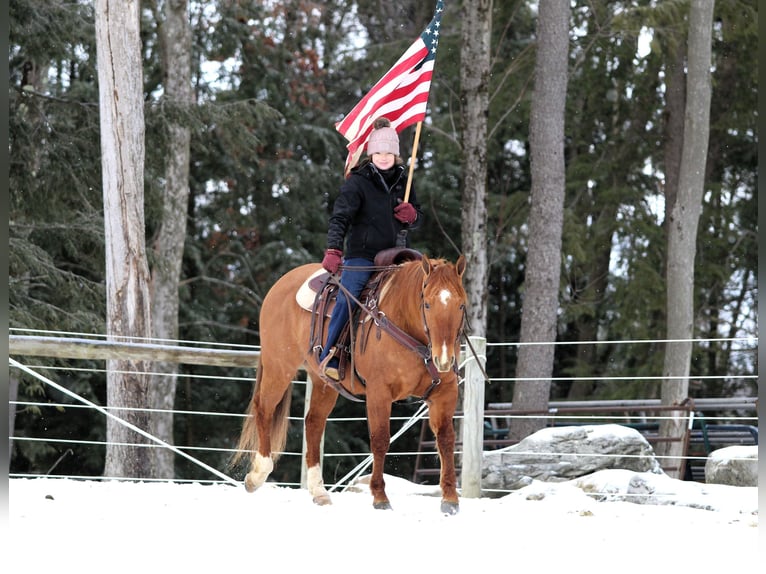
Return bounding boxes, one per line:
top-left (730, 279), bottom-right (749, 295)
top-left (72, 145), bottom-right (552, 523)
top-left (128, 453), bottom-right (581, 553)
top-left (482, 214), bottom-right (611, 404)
top-left (394, 202), bottom-right (417, 224)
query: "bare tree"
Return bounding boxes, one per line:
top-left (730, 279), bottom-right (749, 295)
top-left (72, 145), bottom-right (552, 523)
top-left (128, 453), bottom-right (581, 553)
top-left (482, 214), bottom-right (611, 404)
top-left (657, 0), bottom-right (714, 478)
top-left (459, 0), bottom-right (492, 339)
top-left (96, 0), bottom-right (154, 478)
top-left (508, 0), bottom-right (570, 442)
top-left (147, 0), bottom-right (193, 479)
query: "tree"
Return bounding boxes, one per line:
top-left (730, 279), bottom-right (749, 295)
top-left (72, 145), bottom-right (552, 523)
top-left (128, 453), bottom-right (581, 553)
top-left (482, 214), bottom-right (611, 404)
top-left (146, 0), bottom-right (193, 479)
top-left (96, 0), bottom-right (154, 478)
top-left (508, 0), bottom-right (570, 441)
top-left (657, 0), bottom-right (715, 478)
top-left (459, 0), bottom-right (492, 339)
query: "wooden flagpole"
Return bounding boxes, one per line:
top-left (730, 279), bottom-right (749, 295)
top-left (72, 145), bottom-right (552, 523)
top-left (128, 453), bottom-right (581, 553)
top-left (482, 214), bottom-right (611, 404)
top-left (403, 121), bottom-right (423, 203)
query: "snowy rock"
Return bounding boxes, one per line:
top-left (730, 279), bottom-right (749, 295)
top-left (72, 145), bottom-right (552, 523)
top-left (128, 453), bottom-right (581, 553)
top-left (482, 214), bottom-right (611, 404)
top-left (512, 469), bottom-right (758, 515)
top-left (481, 424), bottom-right (663, 496)
top-left (705, 445), bottom-right (758, 487)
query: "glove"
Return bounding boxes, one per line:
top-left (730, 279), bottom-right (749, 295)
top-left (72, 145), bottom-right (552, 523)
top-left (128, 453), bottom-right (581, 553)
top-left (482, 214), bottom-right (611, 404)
top-left (394, 202), bottom-right (417, 225)
top-left (322, 249), bottom-right (343, 273)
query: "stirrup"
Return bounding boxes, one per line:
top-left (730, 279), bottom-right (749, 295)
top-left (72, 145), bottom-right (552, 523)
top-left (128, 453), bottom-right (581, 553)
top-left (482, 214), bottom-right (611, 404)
top-left (319, 348), bottom-right (339, 381)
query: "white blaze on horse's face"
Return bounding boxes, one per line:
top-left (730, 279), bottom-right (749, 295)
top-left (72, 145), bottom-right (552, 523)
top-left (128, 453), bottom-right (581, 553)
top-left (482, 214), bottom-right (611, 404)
top-left (430, 287), bottom-right (457, 373)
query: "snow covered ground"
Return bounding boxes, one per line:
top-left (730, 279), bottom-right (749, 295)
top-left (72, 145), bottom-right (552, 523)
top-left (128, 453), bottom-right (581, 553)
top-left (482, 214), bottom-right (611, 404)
top-left (9, 471), bottom-right (758, 573)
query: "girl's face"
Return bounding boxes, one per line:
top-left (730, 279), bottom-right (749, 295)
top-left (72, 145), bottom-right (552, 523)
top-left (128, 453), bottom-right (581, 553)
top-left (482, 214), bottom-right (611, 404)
top-left (372, 152), bottom-right (396, 171)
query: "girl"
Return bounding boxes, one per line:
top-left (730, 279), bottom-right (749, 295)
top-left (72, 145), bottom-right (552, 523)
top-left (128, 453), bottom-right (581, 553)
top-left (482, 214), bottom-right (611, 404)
top-left (318, 117), bottom-right (424, 380)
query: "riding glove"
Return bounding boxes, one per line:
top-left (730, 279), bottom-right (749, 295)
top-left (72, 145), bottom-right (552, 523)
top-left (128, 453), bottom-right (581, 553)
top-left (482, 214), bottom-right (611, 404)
top-left (393, 202), bottom-right (417, 225)
top-left (322, 249), bottom-right (343, 273)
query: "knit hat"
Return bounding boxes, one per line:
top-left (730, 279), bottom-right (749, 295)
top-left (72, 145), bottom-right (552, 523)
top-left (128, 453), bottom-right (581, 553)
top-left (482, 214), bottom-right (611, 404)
top-left (366, 118), bottom-right (400, 156)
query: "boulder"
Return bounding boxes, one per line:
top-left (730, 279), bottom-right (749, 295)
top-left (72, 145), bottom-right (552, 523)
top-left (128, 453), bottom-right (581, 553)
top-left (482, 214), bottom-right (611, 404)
top-left (481, 424), bottom-right (663, 496)
top-left (705, 445), bottom-right (758, 486)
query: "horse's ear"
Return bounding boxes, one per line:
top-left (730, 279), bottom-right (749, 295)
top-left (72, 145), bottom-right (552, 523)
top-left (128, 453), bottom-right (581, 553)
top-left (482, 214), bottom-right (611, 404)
top-left (455, 254), bottom-right (467, 277)
top-left (421, 254), bottom-right (432, 276)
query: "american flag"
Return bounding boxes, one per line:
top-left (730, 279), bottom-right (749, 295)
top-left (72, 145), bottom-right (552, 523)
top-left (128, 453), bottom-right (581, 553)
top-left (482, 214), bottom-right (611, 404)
top-left (335, 1), bottom-right (444, 175)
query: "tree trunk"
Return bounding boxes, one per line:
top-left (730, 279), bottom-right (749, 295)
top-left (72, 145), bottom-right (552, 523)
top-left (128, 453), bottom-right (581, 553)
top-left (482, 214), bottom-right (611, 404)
top-left (509, 0), bottom-right (569, 442)
top-left (662, 37), bottom-right (687, 225)
top-left (459, 0), bottom-right (492, 339)
top-left (147, 0), bottom-right (193, 479)
top-left (96, 0), bottom-right (154, 478)
top-left (658, 0), bottom-right (714, 478)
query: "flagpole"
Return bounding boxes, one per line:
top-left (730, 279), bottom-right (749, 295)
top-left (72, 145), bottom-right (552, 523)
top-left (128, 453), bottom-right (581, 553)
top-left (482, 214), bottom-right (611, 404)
top-left (403, 121), bottom-right (423, 203)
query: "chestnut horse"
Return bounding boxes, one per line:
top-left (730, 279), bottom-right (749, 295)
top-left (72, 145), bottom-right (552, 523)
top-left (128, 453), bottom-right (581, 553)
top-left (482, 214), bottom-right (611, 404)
top-left (233, 254), bottom-right (467, 514)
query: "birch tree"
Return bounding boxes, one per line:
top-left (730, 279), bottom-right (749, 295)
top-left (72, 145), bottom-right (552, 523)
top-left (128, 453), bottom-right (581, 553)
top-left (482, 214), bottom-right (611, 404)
top-left (96, 0), bottom-right (154, 478)
top-left (657, 0), bottom-right (715, 478)
top-left (508, 0), bottom-right (570, 441)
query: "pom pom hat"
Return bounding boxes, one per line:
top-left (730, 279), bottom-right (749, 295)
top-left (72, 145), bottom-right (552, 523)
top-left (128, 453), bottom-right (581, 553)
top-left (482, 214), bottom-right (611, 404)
top-left (366, 117), bottom-right (400, 156)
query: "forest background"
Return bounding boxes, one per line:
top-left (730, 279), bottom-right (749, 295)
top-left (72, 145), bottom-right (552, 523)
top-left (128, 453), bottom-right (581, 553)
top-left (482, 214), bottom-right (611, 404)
top-left (8, 0), bottom-right (757, 485)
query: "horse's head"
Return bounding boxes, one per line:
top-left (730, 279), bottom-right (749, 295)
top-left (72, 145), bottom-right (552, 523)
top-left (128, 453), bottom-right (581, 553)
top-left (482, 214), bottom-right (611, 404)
top-left (420, 255), bottom-right (467, 373)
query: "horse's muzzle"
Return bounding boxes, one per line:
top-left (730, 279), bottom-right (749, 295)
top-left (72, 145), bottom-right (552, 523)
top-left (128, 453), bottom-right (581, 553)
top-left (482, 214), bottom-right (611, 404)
top-left (433, 351), bottom-right (455, 373)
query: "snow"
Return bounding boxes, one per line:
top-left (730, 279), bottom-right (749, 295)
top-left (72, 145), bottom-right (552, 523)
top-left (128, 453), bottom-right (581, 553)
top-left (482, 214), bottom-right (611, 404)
top-left (9, 471), bottom-right (758, 573)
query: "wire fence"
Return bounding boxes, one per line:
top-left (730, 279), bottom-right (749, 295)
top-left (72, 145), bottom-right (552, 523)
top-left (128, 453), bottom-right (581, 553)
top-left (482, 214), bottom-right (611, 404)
top-left (8, 329), bottom-right (758, 495)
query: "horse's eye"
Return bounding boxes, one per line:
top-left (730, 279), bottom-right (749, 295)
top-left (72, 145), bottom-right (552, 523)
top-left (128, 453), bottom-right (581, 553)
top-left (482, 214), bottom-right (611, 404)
top-left (424, 302), bottom-right (431, 310)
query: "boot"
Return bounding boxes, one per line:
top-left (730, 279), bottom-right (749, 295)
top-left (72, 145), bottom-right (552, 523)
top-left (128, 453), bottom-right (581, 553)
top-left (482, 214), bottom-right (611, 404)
top-left (319, 348), bottom-right (340, 381)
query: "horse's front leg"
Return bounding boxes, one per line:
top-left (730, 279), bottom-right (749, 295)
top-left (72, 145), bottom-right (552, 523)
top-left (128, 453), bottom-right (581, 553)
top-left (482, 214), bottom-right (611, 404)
top-left (304, 380), bottom-right (339, 506)
top-left (427, 385), bottom-right (460, 515)
top-left (366, 400), bottom-right (393, 510)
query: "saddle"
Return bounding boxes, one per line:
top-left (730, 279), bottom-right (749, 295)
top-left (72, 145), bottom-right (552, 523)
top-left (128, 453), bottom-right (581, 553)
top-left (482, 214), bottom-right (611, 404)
top-left (298, 248), bottom-right (422, 391)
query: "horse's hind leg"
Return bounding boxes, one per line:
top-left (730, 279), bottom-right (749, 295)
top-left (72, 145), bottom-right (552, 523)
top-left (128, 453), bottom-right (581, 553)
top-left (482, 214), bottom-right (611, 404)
top-left (242, 363), bottom-right (294, 493)
top-left (303, 379), bottom-right (339, 505)
top-left (243, 387), bottom-right (278, 492)
top-left (245, 452), bottom-right (274, 493)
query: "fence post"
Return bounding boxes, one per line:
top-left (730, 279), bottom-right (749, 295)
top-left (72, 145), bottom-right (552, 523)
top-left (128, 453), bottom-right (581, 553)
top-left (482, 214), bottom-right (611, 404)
top-left (460, 336), bottom-right (486, 498)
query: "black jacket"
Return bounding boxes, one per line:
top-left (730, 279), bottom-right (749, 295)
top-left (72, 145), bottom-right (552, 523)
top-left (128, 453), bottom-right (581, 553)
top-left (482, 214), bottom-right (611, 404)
top-left (327, 162), bottom-right (424, 260)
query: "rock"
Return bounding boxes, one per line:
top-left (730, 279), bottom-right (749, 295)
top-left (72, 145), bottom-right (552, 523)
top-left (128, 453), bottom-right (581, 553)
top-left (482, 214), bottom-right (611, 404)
top-left (705, 445), bottom-right (758, 486)
top-left (480, 424), bottom-right (663, 497)
top-left (570, 469), bottom-right (758, 513)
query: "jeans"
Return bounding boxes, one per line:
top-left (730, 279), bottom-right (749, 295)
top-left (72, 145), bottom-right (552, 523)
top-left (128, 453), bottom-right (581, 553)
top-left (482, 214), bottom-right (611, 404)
top-left (319, 257), bottom-right (373, 362)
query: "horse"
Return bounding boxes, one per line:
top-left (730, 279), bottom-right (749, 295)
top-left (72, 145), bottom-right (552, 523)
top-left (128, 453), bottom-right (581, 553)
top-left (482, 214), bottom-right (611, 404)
top-left (232, 253), bottom-right (467, 514)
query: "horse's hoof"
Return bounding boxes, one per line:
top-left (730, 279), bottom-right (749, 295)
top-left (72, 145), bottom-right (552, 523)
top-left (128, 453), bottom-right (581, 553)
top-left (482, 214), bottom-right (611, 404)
top-left (243, 477), bottom-right (257, 493)
top-left (313, 494), bottom-right (332, 506)
top-left (440, 501), bottom-right (459, 515)
top-left (373, 501), bottom-right (393, 510)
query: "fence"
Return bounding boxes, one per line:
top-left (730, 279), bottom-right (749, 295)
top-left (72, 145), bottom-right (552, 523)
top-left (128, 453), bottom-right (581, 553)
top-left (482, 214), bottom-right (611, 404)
top-left (8, 330), bottom-right (758, 496)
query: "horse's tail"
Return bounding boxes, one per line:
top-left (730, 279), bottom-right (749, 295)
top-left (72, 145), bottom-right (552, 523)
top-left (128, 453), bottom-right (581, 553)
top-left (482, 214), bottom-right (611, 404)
top-left (231, 367), bottom-right (293, 469)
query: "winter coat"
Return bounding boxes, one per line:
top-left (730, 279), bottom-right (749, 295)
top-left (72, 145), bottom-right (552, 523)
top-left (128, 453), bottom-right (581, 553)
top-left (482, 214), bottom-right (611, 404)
top-left (326, 162), bottom-right (423, 260)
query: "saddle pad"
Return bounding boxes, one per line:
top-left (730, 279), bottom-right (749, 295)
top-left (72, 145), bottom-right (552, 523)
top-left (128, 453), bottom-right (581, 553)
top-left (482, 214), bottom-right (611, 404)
top-left (296, 268), bottom-right (331, 313)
